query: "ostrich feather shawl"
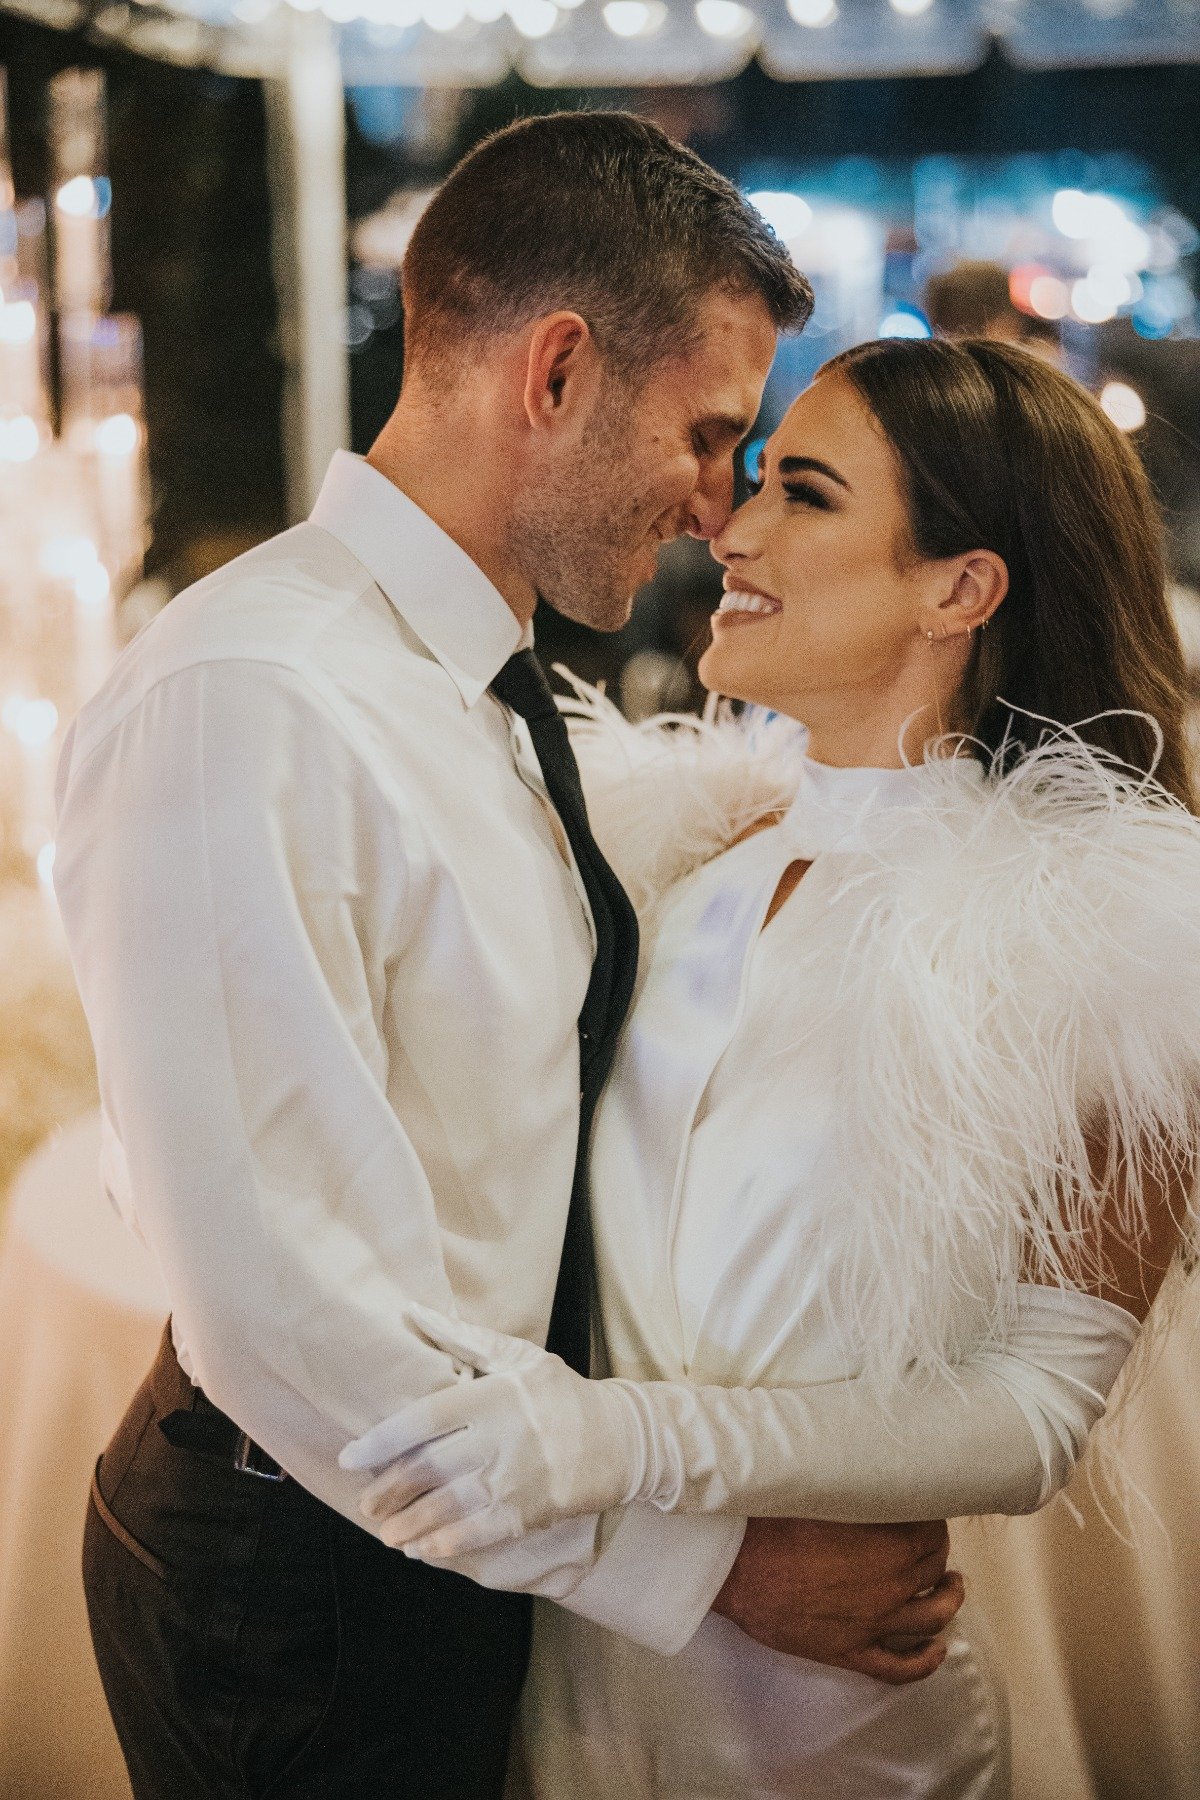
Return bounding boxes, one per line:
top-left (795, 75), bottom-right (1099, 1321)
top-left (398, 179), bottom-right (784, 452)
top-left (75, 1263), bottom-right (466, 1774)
top-left (563, 679), bottom-right (1200, 1390)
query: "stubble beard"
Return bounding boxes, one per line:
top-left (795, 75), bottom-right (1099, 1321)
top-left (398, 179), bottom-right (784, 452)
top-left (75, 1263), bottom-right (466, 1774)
top-left (508, 384), bottom-right (656, 634)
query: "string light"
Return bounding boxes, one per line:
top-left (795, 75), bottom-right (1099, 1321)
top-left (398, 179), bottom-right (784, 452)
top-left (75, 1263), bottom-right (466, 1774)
top-left (878, 306), bottom-right (931, 338)
top-left (695, 0), bottom-right (755, 34)
top-left (509, 0), bottom-right (557, 33)
top-left (0, 301), bottom-right (36, 345)
top-left (94, 412), bottom-right (139, 456)
top-left (1071, 276), bottom-right (1117, 324)
top-left (3, 697), bottom-right (59, 749)
top-left (1027, 275), bottom-right (1069, 320)
top-left (889, 0), bottom-right (934, 13)
top-left (1052, 188), bottom-right (1150, 272)
top-left (55, 176), bottom-right (99, 218)
top-left (1099, 381), bottom-right (1147, 432)
top-left (602, 1), bottom-right (665, 34)
top-left (786, 0), bottom-right (837, 25)
top-left (0, 415), bottom-right (39, 462)
top-left (421, 0), bottom-right (467, 27)
top-left (746, 191), bottom-right (812, 242)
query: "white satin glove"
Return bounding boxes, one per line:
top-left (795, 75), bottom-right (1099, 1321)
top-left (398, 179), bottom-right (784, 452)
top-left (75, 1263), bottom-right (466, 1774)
top-left (341, 1287), bottom-right (1139, 1560)
top-left (340, 1304), bottom-right (648, 1555)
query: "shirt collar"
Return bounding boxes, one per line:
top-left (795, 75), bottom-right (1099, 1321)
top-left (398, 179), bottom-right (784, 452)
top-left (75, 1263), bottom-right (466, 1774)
top-left (310, 450), bottom-right (526, 706)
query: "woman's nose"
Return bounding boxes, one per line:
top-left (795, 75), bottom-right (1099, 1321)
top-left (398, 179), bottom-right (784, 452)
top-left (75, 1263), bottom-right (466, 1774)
top-left (711, 501), bottom-right (760, 568)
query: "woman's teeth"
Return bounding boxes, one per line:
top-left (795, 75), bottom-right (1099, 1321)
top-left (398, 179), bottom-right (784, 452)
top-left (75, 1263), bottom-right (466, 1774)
top-left (718, 590), bottom-right (781, 616)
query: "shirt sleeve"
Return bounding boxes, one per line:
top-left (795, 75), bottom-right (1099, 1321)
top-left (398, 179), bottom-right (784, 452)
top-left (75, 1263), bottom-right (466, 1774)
top-left (438, 1504), bottom-right (745, 1656)
top-left (54, 658), bottom-right (468, 1522)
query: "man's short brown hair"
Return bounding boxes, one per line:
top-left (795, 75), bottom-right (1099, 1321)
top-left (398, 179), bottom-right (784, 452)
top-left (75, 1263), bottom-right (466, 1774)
top-left (402, 110), bottom-right (813, 382)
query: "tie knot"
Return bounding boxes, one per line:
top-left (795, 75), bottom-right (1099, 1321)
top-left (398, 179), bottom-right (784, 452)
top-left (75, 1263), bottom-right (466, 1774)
top-left (491, 649), bottom-right (559, 725)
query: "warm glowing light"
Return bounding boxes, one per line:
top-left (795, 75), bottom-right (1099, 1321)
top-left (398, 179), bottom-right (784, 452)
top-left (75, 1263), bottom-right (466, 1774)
top-left (0, 415), bottom-right (40, 462)
top-left (360, 0), bottom-right (420, 19)
top-left (76, 562), bottom-right (112, 607)
top-left (5, 697), bottom-right (59, 747)
top-left (508, 0), bottom-right (558, 34)
top-left (602, 0), bottom-right (665, 33)
top-left (1100, 381), bottom-right (1147, 433)
top-left (1008, 264), bottom-right (1046, 312)
top-left (695, 0), bottom-right (755, 33)
top-left (55, 176), bottom-right (99, 218)
top-left (421, 0), bottom-right (467, 26)
top-left (40, 536), bottom-right (102, 582)
top-left (812, 207), bottom-right (876, 265)
top-left (878, 308), bottom-right (931, 338)
top-left (786, 0), bottom-right (836, 22)
top-left (1027, 275), bottom-right (1070, 320)
top-left (889, 0), bottom-right (933, 12)
top-left (466, 0), bottom-right (506, 19)
top-left (36, 841), bottom-right (56, 889)
top-left (0, 300), bottom-right (36, 345)
top-left (1053, 188), bottom-right (1105, 238)
top-left (94, 411), bottom-right (139, 457)
top-left (1071, 277), bottom-right (1117, 324)
top-left (747, 190), bottom-right (812, 242)
top-left (1051, 189), bottom-right (1150, 272)
top-left (1084, 267), bottom-right (1133, 311)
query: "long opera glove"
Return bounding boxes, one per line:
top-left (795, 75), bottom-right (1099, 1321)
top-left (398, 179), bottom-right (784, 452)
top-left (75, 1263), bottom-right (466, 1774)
top-left (340, 1288), bottom-right (1138, 1560)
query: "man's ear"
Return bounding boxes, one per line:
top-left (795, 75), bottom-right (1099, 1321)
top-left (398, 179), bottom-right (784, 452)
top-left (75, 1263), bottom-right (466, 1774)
top-left (922, 550), bottom-right (1008, 641)
top-left (522, 312), bottom-right (599, 432)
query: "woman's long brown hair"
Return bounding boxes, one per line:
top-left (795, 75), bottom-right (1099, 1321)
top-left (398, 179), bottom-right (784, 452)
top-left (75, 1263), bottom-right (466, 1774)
top-left (828, 337), bottom-right (1196, 811)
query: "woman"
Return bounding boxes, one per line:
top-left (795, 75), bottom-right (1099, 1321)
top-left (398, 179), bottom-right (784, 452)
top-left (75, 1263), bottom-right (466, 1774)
top-left (343, 339), bottom-right (1200, 1797)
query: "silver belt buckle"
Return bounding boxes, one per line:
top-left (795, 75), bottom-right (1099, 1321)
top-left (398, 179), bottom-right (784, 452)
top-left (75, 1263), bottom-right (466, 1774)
top-left (233, 1430), bottom-right (288, 1481)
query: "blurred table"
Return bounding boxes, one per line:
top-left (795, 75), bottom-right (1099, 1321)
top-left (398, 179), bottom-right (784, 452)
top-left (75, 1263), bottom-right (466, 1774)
top-left (955, 1274), bottom-right (1200, 1800)
top-left (0, 1108), bottom-right (166, 1800)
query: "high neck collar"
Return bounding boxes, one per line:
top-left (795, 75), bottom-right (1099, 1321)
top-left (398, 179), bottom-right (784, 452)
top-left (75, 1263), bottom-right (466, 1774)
top-left (779, 736), bottom-right (982, 858)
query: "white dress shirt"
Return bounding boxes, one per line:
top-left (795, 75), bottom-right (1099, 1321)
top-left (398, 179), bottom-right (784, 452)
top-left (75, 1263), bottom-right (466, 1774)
top-left (53, 449), bottom-right (742, 1653)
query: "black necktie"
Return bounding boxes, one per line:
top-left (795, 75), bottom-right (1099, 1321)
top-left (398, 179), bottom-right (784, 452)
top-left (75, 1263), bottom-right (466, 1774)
top-left (491, 649), bottom-right (640, 1374)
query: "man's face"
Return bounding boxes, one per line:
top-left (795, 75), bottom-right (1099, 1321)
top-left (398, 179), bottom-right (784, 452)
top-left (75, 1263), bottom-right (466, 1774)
top-left (509, 289), bottom-right (778, 632)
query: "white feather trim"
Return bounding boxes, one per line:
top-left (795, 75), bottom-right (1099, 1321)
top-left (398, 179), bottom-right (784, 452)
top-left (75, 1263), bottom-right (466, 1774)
top-left (565, 676), bottom-right (1200, 1390)
top-left (559, 675), bottom-right (808, 923)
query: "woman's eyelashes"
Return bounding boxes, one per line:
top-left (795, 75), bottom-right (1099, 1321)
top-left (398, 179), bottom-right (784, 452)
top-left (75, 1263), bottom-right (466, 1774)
top-left (745, 474), bottom-right (833, 510)
top-left (783, 481), bottom-right (833, 510)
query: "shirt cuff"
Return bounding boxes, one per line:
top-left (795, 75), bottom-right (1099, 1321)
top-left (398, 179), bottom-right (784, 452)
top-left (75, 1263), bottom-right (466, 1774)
top-left (556, 1504), bottom-right (746, 1656)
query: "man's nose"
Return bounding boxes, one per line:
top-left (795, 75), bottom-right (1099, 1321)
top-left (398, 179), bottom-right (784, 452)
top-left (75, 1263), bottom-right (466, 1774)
top-left (685, 464), bottom-right (735, 541)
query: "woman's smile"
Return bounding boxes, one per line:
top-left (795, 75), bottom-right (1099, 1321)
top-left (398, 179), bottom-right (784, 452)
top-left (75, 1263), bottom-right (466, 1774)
top-left (713, 581), bottom-right (784, 627)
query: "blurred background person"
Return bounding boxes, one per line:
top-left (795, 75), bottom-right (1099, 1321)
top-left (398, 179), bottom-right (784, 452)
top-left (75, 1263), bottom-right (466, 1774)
top-left (924, 258), bottom-right (1063, 363)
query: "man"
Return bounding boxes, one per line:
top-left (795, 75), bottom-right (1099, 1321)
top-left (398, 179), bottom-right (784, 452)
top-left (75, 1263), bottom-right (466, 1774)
top-left (56, 111), bottom-right (962, 1799)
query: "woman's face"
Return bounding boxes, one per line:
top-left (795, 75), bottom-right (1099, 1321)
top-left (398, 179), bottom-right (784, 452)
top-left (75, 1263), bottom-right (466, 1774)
top-left (699, 371), bottom-right (944, 725)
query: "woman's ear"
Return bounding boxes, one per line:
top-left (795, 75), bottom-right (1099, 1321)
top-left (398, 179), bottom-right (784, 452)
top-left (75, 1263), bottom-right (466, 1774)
top-left (522, 312), bottom-right (598, 432)
top-left (921, 550), bottom-right (1009, 641)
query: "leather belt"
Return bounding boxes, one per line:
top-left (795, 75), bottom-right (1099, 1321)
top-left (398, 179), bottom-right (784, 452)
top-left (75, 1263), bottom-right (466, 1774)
top-left (154, 1323), bottom-right (288, 1482)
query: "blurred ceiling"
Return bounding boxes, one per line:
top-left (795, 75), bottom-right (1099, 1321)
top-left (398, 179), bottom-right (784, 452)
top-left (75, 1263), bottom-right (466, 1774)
top-left (1, 0), bottom-right (1197, 87)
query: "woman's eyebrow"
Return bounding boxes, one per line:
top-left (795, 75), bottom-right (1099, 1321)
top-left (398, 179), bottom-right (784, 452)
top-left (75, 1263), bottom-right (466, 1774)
top-left (776, 454), bottom-right (852, 491)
